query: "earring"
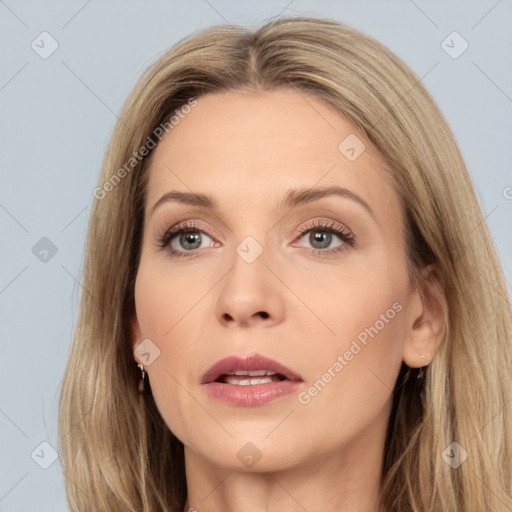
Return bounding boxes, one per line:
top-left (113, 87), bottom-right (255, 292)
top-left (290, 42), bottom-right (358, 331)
top-left (417, 358), bottom-right (432, 379)
top-left (137, 363), bottom-right (146, 393)
top-left (417, 352), bottom-right (432, 379)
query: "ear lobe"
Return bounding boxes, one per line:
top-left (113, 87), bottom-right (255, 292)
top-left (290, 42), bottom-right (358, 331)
top-left (402, 265), bottom-right (447, 368)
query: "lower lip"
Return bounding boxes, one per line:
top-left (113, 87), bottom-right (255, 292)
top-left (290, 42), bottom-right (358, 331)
top-left (203, 380), bottom-right (303, 407)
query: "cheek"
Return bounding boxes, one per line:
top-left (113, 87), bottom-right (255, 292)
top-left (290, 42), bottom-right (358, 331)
top-left (134, 257), bottom-right (198, 336)
top-left (294, 260), bottom-right (408, 422)
top-left (291, 251), bottom-right (407, 359)
top-left (133, 249), bottom-right (221, 349)
top-left (133, 256), bottom-right (217, 438)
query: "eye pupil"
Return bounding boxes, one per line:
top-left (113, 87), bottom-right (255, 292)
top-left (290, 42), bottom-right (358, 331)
top-left (181, 232), bottom-right (201, 250)
top-left (310, 231), bottom-right (331, 249)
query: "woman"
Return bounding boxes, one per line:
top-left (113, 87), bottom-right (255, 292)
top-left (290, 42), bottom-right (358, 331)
top-left (58, 16), bottom-right (512, 512)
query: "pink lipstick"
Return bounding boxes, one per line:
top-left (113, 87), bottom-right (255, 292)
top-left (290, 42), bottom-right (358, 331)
top-left (201, 353), bottom-right (304, 407)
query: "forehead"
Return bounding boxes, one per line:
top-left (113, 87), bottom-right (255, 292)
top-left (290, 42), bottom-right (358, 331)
top-left (144, 89), bottom-right (398, 221)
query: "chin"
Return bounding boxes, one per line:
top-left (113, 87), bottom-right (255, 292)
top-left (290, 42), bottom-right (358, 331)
top-left (188, 432), bottom-right (309, 473)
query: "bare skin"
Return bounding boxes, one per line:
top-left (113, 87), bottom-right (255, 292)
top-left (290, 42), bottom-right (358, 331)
top-left (130, 89), bottom-right (445, 512)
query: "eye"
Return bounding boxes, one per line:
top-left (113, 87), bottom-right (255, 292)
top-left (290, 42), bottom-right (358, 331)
top-left (158, 221), bottom-right (218, 257)
top-left (293, 219), bottom-right (355, 256)
top-left (157, 219), bottom-right (355, 258)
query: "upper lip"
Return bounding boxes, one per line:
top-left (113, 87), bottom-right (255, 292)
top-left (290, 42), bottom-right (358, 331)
top-left (201, 353), bottom-right (303, 384)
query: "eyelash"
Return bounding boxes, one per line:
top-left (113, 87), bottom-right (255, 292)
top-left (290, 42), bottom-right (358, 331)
top-left (157, 219), bottom-right (356, 258)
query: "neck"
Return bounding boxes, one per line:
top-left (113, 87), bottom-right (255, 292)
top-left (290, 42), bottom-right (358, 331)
top-left (182, 406), bottom-right (389, 512)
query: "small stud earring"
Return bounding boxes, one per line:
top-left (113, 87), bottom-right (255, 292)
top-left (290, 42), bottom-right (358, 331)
top-left (417, 354), bottom-right (432, 379)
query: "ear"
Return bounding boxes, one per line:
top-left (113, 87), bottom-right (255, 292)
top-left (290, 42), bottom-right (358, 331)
top-left (402, 264), bottom-right (446, 368)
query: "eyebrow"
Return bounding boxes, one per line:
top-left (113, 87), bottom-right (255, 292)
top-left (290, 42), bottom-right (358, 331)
top-left (151, 185), bottom-right (374, 218)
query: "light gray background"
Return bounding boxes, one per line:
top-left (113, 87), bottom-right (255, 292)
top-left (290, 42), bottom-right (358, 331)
top-left (1, 1), bottom-right (511, 510)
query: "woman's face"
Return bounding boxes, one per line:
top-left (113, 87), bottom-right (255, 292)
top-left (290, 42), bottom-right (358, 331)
top-left (131, 88), bottom-right (419, 472)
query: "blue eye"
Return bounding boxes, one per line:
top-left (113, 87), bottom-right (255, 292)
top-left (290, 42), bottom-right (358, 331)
top-left (158, 221), bottom-right (216, 257)
top-left (158, 219), bottom-right (355, 258)
top-left (294, 220), bottom-right (355, 255)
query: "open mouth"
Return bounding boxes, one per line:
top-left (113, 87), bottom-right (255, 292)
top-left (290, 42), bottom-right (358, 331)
top-left (202, 356), bottom-right (303, 406)
top-left (215, 370), bottom-right (288, 386)
top-left (201, 354), bottom-right (303, 386)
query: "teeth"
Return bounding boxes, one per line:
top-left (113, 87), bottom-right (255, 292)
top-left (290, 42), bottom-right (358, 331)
top-left (224, 376), bottom-right (275, 385)
top-left (232, 370), bottom-right (277, 376)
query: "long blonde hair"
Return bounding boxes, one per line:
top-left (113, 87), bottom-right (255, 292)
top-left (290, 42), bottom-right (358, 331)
top-left (58, 16), bottom-right (512, 511)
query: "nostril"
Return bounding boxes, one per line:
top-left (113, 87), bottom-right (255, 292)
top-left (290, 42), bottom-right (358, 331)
top-left (258, 311), bottom-right (269, 319)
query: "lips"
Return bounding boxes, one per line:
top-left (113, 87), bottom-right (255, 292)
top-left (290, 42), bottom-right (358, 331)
top-left (201, 353), bottom-right (303, 385)
top-left (201, 353), bottom-right (304, 407)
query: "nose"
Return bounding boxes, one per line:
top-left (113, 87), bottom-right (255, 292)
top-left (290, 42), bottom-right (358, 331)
top-left (215, 246), bottom-right (285, 328)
